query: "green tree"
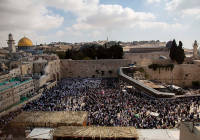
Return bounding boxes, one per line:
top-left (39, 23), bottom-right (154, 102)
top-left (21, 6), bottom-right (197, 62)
top-left (65, 49), bottom-right (73, 59)
top-left (176, 41), bottom-right (185, 64)
top-left (169, 39), bottom-right (185, 64)
top-left (56, 51), bottom-right (66, 59)
top-left (169, 39), bottom-right (177, 61)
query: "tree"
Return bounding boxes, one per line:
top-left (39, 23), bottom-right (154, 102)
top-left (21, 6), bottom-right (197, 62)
top-left (169, 39), bottom-right (177, 61)
top-left (65, 49), bottom-right (72, 59)
top-left (56, 51), bottom-right (66, 59)
top-left (169, 39), bottom-right (185, 64)
top-left (176, 41), bottom-right (185, 64)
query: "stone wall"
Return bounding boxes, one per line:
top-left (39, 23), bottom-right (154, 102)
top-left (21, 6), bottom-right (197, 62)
top-left (21, 63), bottom-right (33, 76)
top-left (60, 59), bottom-right (131, 78)
top-left (9, 67), bottom-right (21, 77)
top-left (124, 52), bottom-right (169, 66)
top-left (38, 59), bottom-right (60, 88)
top-left (0, 73), bottom-right (10, 83)
top-left (144, 63), bottom-right (200, 87)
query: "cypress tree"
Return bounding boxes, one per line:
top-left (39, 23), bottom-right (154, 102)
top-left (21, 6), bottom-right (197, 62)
top-left (169, 40), bottom-right (185, 64)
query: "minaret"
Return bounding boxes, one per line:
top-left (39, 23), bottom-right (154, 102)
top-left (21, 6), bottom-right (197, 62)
top-left (193, 40), bottom-right (198, 59)
top-left (7, 33), bottom-right (16, 53)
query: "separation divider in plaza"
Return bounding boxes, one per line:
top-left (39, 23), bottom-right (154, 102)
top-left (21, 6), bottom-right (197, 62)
top-left (118, 67), bottom-right (175, 98)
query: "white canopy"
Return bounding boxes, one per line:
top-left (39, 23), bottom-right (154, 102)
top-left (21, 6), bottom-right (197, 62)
top-left (26, 128), bottom-right (54, 140)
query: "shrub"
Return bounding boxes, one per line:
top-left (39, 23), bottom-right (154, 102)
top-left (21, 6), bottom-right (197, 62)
top-left (148, 64), bottom-right (174, 71)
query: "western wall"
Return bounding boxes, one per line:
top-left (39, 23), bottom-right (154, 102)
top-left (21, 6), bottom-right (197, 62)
top-left (60, 59), bottom-right (131, 78)
top-left (143, 63), bottom-right (200, 87)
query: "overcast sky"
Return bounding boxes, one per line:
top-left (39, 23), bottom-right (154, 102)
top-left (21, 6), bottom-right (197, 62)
top-left (0, 0), bottom-right (200, 48)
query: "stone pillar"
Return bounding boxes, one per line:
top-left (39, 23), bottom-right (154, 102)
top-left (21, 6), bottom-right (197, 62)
top-left (193, 40), bottom-right (198, 59)
top-left (7, 33), bottom-right (16, 53)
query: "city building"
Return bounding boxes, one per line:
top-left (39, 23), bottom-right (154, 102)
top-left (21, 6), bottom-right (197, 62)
top-left (193, 40), bottom-right (199, 59)
top-left (180, 122), bottom-right (200, 140)
top-left (0, 34), bottom-right (61, 112)
top-left (7, 33), bottom-right (16, 53)
top-left (0, 77), bottom-right (34, 111)
top-left (17, 36), bottom-right (43, 54)
top-left (18, 37), bottom-right (33, 51)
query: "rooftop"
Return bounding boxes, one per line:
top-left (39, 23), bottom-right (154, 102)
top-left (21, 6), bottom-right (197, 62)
top-left (0, 77), bottom-right (32, 93)
top-left (10, 111), bottom-right (88, 128)
top-left (53, 126), bottom-right (138, 139)
top-left (26, 128), bottom-right (54, 139)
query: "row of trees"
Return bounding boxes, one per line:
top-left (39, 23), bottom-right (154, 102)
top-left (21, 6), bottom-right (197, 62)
top-left (61, 42), bottom-right (123, 60)
top-left (56, 39), bottom-right (185, 63)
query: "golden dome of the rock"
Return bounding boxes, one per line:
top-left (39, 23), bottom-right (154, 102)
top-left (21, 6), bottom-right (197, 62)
top-left (18, 37), bottom-right (33, 47)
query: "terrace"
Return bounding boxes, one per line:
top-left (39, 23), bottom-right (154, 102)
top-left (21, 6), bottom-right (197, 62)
top-left (0, 77), bottom-right (32, 93)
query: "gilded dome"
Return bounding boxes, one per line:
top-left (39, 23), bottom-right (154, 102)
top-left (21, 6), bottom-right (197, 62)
top-left (18, 37), bottom-right (33, 47)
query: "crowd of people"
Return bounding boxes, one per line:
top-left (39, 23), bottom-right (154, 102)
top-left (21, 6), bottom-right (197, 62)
top-left (1, 78), bottom-right (200, 129)
top-left (0, 110), bottom-right (22, 130)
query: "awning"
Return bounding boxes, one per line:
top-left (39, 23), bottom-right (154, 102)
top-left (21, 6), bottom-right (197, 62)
top-left (26, 128), bottom-right (54, 140)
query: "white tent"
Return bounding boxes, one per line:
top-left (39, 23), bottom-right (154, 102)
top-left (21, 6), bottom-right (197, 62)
top-left (26, 128), bottom-right (54, 140)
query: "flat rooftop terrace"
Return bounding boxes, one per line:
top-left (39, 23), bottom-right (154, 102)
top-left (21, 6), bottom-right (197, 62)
top-left (53, 126), bottom-right (138, 139)
top-left (0, 77), bottom-right (32, 93)
top-left (10, 111), bottom-right (88, 128)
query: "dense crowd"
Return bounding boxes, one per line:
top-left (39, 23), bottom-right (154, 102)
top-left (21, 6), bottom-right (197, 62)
top-left (1, 78), bottom-right (200, 129)
top-left (0, 110), bottom-right (22, 130)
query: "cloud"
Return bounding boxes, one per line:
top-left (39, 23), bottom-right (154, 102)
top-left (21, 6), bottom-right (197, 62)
top-left (56, 30), bottom-right (65, 37)
top-left (0, 0), bottom-right (63, 31)
top-left (45, 0), bottom-right (99, 19)
top-left (59, 1), bottom-right (180, 33)
top-left (182, 8), bottom-right (200, 19)
top-left (44, 0), bottom-right (184, 42)
top-left (0, 0), bottom-right (64, 46)
top-left (166, 0), bottom-right (200, 11)
top-left (166, 0), bottom-right (200, 20)
top-left (136, 21), bottom-right (183, 30)
top-left (0, 0), bottom-right (193, 48)
top-left (147, 0), bottom-right (161, 4)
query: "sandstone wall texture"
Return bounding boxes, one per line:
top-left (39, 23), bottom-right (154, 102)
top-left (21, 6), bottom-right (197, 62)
top-left (124, 52), bottom-right (169, 66)
top-left (144, 64), bottom-right (200, 87)
top-left (60, 59), bottom-right (131, 78)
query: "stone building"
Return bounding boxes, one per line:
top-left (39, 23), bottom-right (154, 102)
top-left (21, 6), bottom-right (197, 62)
top-left (18, 37), bottom-right (33, 51)
top-left (123, 43), bottom-right (170, 66)
top-left (0, 34), bottom-right (61, 112)
top-left (193, 40), bottom-right (199, 59)
top-left (7, 33), bottom-right (16, 53)
top-left (0, 77), bottom-right (34, 112)
top-left (33, 54), bottom-right (60, 88)
top-left (0, 73), bottom-right (10, 83)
